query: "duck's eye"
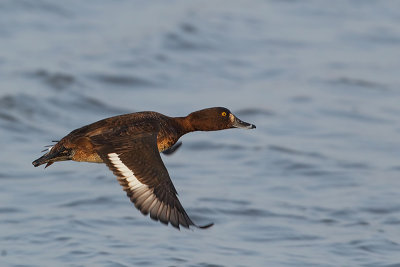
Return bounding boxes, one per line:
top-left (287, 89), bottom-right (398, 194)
top-left (221, 112), bottom-right (227, 117)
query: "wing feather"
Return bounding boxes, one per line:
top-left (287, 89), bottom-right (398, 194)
top-left (91, 121), bottom-right (211, 229)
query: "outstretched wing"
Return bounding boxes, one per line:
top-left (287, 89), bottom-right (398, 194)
top-left (90, 121), bottom-right (212, 229)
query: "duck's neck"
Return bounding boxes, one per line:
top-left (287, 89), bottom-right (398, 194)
top-left (174, 116), bottom-right (196, 135)
top-left (174, 113), bottom-right (216, 134)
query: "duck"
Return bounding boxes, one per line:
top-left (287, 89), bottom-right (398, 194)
top-left (32, 107), bottom-right (256, 230)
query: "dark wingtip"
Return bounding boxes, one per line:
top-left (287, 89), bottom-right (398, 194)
top-left (162, 141), bottom-right (183, 156)
top-left (197, 222), bottom-right (214, 229)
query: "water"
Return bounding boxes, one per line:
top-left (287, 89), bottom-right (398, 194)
top-left (1, 0), bottom-right (400, 266)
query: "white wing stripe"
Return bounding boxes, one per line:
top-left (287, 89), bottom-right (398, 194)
top-left (125, 176), bottom-right (136, 183)
top-left (107, 152), bottom-right (185, 227)
top-left (108, 153), bottom-right (148, 190)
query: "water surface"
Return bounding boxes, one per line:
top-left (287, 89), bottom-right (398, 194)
top-left (1, 1), bottom-right (400, 266)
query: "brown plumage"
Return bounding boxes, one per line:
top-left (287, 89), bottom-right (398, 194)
top-left (32, 107), bottom-right (256, 230)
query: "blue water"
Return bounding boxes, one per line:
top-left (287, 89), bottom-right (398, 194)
top-left (1, 0), bottom-right (400, 266)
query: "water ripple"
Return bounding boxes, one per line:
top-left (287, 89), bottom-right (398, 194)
top-left (0, 94), bottom-right (52, 132)
top-left (328, 77), bottom-right (389, 91)
top-left (199, 197), bottom-right (250, 206)
top-left (320, 108), bottom-right (390, 124)
top-left (0, 207), bottom-right (22, 214)
top-left (89, 73), bottom-right (155, 88)
top-left (59, 196), bottom-right (116, 208)
top-left (163, 31), bottom-right (215, 51)
top-left (269, 145), bottom-right (326, 159)
top-left (185, 141), bottom-right (250, 151)
top-left (235, 107), bottom-right (274, 116)
top-left (49, 95), bottom-right (130, 115)
top-left (25, 69), bottom-right (76, 90)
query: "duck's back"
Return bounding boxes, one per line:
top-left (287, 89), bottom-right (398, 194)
top-left (66, 111), bottom-right (182, 153)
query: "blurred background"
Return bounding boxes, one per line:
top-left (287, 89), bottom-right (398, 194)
top-left (1, 0), bottom-right (400, 266)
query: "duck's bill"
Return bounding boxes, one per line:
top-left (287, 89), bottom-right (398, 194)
top-left (230, 114), bottom-right (256, 129)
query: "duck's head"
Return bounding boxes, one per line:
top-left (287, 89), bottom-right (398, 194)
top-left (186, 107), bottom-right (256, 131)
